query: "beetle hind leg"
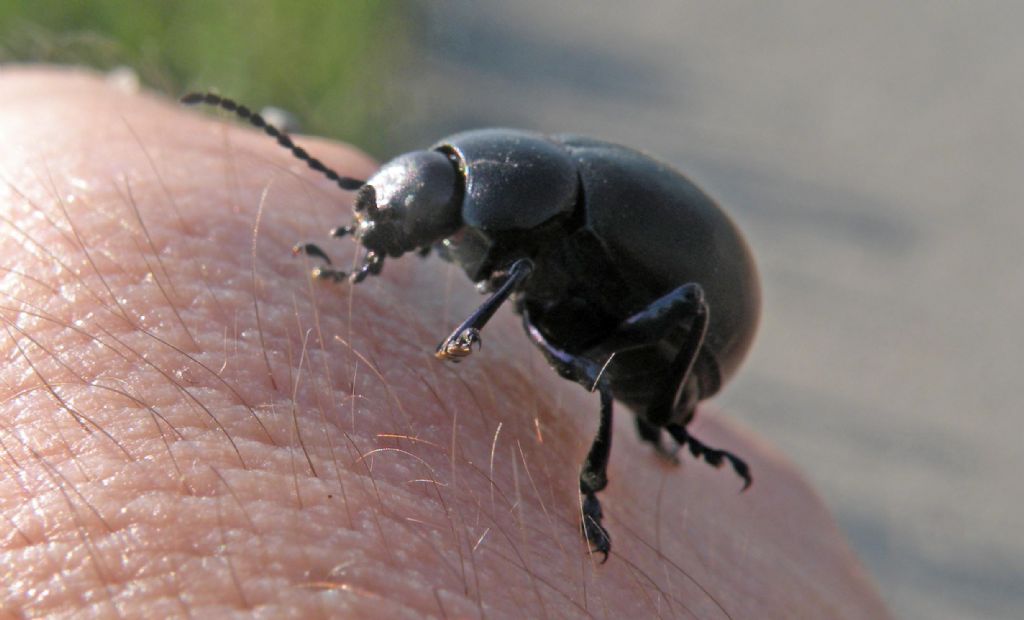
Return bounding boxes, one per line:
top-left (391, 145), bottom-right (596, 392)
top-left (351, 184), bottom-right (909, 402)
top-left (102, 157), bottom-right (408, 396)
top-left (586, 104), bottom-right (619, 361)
top-left (630, 283), bottom-right (751, 489)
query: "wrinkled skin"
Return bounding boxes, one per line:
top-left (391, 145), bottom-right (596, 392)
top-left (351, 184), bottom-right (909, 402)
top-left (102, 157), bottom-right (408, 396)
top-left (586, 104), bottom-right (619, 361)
top-left (0, 68), bottom-right (890, 619)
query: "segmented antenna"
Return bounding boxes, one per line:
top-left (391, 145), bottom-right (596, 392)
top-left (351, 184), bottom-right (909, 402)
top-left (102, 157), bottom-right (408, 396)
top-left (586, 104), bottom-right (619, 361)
top-left (180, 92), bottom-right (365, 191)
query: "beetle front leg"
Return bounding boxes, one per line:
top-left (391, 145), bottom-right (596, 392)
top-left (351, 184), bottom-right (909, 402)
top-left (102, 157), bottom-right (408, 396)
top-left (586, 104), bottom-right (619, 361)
top-left (292, 242), bottom-right (349, 282)
top-left (435, 258), bottom-right (533, 362)
top-left (520, 316), bottom-right (616, 559)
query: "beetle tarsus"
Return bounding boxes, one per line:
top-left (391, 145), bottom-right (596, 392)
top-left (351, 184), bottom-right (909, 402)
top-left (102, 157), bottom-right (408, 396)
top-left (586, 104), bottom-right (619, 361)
top-left (435, 328), bottom-right (482, 362)
top-left (434, 258), bottom-right (533, 362)
top-left (293, 242), bottom-right (333, 264)
top-left (293, 243), bottom-right (350, 282)
top-left (728, 453), bottom-right (753, 492)
top-left (667, 424), bottom-right (752, 490)
top-left (311, 266), bottom-right (348, 282)
top-left (581, 492), bottom-right (610, 562)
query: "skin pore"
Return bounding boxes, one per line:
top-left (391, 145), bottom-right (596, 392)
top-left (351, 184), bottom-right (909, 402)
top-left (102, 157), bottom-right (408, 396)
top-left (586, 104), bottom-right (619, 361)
top-left (0, 68), bottom-right (889, 618)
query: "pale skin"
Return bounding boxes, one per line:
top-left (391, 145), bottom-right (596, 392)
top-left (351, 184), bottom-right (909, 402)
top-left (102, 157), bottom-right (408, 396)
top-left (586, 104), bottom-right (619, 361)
top-left (0, 68), bottom-right (890, 618)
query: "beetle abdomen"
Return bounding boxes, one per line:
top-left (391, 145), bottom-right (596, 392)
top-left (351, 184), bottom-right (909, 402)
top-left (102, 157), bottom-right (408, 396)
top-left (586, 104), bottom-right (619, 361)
top-left (556, 135), bottom-right (760, 388)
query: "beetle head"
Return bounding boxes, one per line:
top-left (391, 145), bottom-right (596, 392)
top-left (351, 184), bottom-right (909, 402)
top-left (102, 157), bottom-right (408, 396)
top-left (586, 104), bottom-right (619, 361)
top-left (339, 150), bottom-right (464, 281)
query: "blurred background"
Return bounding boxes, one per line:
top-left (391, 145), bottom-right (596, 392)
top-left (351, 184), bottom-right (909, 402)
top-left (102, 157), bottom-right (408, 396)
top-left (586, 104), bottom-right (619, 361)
top-left (2, 1), bottom-right (1021, 617)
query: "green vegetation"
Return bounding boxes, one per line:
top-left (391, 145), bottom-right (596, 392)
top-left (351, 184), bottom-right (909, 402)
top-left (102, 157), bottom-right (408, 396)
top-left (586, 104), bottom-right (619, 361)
top-left (0, 0), bottom-right (410, 154)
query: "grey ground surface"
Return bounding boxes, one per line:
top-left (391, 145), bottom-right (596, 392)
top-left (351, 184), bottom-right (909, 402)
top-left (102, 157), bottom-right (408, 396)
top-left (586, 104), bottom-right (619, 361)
top-left (388, 3), bottom-right (1024, 618)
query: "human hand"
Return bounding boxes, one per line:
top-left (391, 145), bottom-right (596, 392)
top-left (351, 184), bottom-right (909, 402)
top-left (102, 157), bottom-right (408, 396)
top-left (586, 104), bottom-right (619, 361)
top-left (0, 68), bottom-right (889, 618)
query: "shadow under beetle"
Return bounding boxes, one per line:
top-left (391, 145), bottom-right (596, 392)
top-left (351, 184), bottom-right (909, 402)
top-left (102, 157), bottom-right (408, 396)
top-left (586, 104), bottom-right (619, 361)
top-left (183, 93), bottom-right (761, 561)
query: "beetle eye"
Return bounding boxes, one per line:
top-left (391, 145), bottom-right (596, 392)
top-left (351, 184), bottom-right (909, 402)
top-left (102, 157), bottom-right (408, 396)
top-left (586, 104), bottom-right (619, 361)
top-left (354, 185), bottom-right (378, 215)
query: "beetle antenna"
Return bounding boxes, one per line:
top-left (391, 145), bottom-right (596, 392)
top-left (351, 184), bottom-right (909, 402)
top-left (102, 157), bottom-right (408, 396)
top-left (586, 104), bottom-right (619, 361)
top-left (181, 92), bottom-right (366, 192)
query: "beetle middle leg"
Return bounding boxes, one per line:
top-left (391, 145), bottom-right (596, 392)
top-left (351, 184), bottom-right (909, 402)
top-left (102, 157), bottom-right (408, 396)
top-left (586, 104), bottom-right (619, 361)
top-left (293, 222), bottom-right (358, 282)
top-left (521, 318), bottom-right (617, 560)
top-left (580, 384), bottom-right (614, 561)
top-left (292, 242), bottom-right (349, 282)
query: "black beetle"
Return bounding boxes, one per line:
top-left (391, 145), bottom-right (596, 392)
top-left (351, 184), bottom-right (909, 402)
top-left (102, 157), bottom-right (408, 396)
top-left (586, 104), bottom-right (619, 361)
top-left (183, 93), bottom-right (760, 561)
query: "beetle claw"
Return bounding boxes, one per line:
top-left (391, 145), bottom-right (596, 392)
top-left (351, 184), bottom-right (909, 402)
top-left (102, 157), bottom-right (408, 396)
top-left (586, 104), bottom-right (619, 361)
top-left (726, 453), bottom-right (753, 491)
top-left (294, 243), bottom-right (350, 281)
top-left (435, 328), bottom-right (482, 362)
top-left (311, 266), bottom-right (349, 282)
top-left (705, 447), bottom-right (751, 490)
top-left (293, 242), bottom-right (333, 265)
top-left (581, 493), bottom-right (610, 563)
top-left (669, 426), bottom-right (752, 491)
